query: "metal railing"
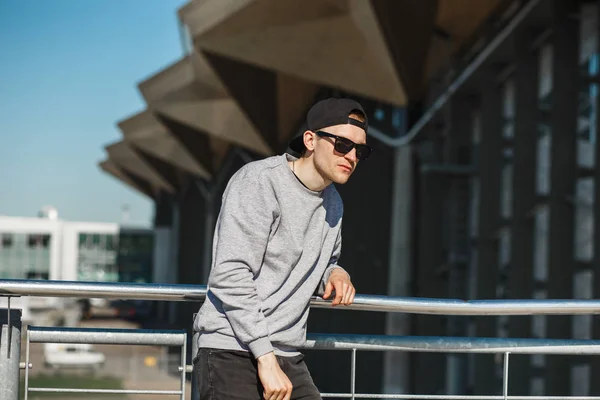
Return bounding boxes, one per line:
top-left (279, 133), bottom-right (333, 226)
top-left (3, 278), bottom-right (600, 399)
top-left (4, 278), bottom-right (600, 315)
top-left (25, 326), bottom-right (188, 399)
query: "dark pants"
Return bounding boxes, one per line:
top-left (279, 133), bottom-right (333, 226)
top-left (193, 348), bottom-right (321, 400)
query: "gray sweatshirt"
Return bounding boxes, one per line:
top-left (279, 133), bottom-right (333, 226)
top-left (194, 153), bottom-right (347, 358)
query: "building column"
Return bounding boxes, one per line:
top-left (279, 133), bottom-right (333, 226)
top-left (383, 122), bottom-right (413, 393)
top-left (153, 191), bottom-right (176, 324)
top-left (153, 191), bottom-right (175, 283)
top-left (413, 129), bottom-right (448, 394)
top-left (444, 97), bottom-right (474, 395)
top-left (507, 29), bottom-right (538, 395)
top-left (168, 179), bottom-right (208, 372)
top-left (473, 69), bottom-right (503, 394)
top-left (592, 2), bottom-right (600, 394)
top-left (177, 180), bottom-right (207, 287)
top-left (545, 0), bottom-right (579, 395)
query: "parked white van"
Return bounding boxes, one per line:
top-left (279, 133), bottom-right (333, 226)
top-left (43, 343), bottom-right (105, 372)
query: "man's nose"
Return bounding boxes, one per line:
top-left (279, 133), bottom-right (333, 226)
top-left (345, 148), bottom-right (357, 163)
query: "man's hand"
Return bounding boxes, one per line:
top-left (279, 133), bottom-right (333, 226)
top-left (257, 352), bottom-right (293, 400)
top-left (322, 268), bottom-right (355, 306)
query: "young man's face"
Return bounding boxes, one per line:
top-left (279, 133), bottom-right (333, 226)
top-left (310, 122), bottom-right (367, 185)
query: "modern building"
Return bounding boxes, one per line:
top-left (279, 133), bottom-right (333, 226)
top-left (0, 214), bottom-right (154, 324)
top-left (98, 0), bottom-right (600, 396)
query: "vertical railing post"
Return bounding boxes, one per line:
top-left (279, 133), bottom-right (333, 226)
top-left (503, 352), bottom-right (510, 400)
top-left (350, 348), bottom-right (356, 400)
top-left (0, 302), bottom-right (22, 400)
top-left (191, 331), bottom-right (199, 400)
top-left (180, 333), bottom-right (187, 400)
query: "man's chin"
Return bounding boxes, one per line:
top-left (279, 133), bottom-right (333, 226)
top-left (331, 174), bottom-right (351, 185)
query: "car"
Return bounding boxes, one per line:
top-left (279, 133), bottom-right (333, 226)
top-left (43, 343), bottom-right (105, 372)
top-left (110, 299), bottom-right (153, 323)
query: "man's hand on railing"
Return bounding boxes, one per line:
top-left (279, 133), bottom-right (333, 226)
top-left (257, 352), bottom-right (293, 400)
top-left (322, 268), bottom-right (355, 306)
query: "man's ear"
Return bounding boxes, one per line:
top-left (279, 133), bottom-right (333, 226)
top-left (303, 130), bottom-right (316, 152)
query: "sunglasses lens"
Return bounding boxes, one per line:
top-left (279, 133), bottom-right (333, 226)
top-left (334, 138), bottom-right (354, 154)
top-left (356, 145), bottom-right (371, 160)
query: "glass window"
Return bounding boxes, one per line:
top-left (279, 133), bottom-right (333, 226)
top-left (580, 2), bottom-right (598, 69)
top-left (502, 79), bottom-right (515, 139)
top-left (574, 178), bottom-right (594, 261)
top-left (1, 234), bottom-right (13, 248)
top-left (27, 234), bottom-right (50, 248)
top-left (536, 132), bottom-right (551, 195)
top-left (27, 235), bottom-right (38, 248)
top-left (501, 164), bottom-right (513, 219)
top-left (26, 271), bottom-right (49, 280)
top-left (498, 229), bottom-right (511, 269)
top-left (533, 205), bottom-right (549, 283)
top-left (106, 235), bottom-right (117, 251)
top-left (538, 43), bottom-right (553, 107)
top-left (140, 236), bottom-right (153, 252)
top-left (578, 2), bottom-right (598, 167)
top-left (536, 42), bottom-right (553, 196)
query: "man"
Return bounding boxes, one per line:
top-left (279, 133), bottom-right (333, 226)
top-left (193, 98), bottom-right (372, 400)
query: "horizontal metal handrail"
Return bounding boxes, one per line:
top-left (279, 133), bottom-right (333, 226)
top-left (320, 395), bottom-right (600, 399)
top-left (304, 333), bottom-right (600, 354)
top-left (0, 279), bottom-right (206, 301)
top-left (3, 278), bottom-right (600, 315)
top-left (28, 326), bottom-right (186, 346)
top-left (28, 388), bottom-right (183, 395)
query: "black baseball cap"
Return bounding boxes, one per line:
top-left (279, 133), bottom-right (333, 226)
top-left (288, 98), bottom-right (368, 154)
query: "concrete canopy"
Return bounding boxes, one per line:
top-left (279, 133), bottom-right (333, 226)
top-left (137, 49), bottom-right (274, 171)
top-left (105, 141), bottom-right (175, 193)
top-left (179, 0), bottom-right (409, 106)
top-left (99, 159), bottom-right (154, 199)
top-left (180, 0), bottom-right (505, 105)
top-left (194, 51), bottom-right (320, 154)
top-left (118, 110), bottom-right (211, 180)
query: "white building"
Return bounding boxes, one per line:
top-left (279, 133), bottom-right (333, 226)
top-left (0, 215), bottom-right (120, 282)
top-left (0, 214), bottom-right (152, 325)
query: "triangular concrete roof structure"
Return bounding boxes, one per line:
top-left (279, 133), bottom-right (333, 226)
top-left (105, 141), bottom-right (175, 193)
top-left (103, 0), bottom-right (505, 194)
top-left (180, 0), bottom-right (503, 104)
top-left (180, 0), bottom-right (408, 106)
top-left (118, 110), bottom-right (211, 180)
top-left (99, 159), bottom-right (154, 198)
top-left (137, 49), bottom-right (274, 167)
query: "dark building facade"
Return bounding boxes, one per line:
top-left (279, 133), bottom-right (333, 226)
top-left (100, 0), bottom-right (600, 396)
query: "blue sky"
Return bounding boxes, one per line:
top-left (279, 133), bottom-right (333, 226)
top-left (0, 0), bottom-right (188, 227)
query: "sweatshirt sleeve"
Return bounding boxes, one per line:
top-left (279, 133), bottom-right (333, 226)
top-left (316, 228), bottom-right (350, 297)
top-left (207, 169), bottom-right (279, 358)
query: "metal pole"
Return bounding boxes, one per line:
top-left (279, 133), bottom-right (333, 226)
top-left (503, 352), bottom-right (510, 400)
top-left (180, 333), bottom-right (187, 400)
top-left (0, 307), bottom-right (22, 400)
top-left (25, 330), bottom-right (30, 400)
top-left (9, 279), bottom-right (600, 316)
top-left (191, 332), bottom-right (200, 400)
top-left (350, 349), bottom-right (357, 400)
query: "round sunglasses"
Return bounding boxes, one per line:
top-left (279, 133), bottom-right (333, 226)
top-left (315, 131), bottom-right (372, 160)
